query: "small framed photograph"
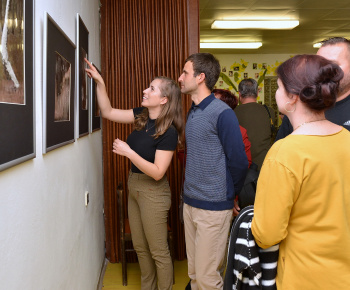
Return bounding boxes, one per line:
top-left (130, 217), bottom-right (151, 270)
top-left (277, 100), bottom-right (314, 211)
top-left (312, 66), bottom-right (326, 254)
top-left (253, 63), bottom-right (257, 69)
top-left (234, 66), bottom-right (239, 71)
top-left (222, 66), bottom-right (226, 72)
top-left (0, 0), bottom-right (35, 171)
top-left (76, 14), bottom-right (89, 137)
top-left (219, 80), bottom-right (223, 86)
top-left (43, 12), bottom-right (76, 153)
top-left (244, 73), bottom-right (248, 79)
top-left (228, 71), bottom-right (233, 77)
top-left (90, 63), bottom-right (101, 133)
top-left (262, 63), bottom-right (267, 69)
top-left (255, 73), bottom-right (260, 79)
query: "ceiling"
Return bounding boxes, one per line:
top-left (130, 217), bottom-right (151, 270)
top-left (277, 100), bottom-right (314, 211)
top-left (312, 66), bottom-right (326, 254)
top-left (199, 0), bottom-right (350, 54)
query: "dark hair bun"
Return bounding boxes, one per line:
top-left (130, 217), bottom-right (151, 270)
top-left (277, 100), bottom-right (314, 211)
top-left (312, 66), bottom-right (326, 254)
top-left (277, 55), bottom-right (344, 112)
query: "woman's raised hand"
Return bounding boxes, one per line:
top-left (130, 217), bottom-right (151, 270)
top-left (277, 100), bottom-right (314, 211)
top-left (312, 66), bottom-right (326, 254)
top-left (84, 58), bottom-right (104, 85)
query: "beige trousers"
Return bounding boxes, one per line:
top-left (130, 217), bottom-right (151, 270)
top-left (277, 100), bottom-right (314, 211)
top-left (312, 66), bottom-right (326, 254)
top-left (128, 172), bottom-right (173, 290)
top-left (184, 203), bottom-right (232, 290)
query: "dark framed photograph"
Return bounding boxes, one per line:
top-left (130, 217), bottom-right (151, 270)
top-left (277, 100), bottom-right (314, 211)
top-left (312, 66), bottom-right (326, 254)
top-left (253, 63), bottom-right (257, 69)
top-left (90, 63), bottom-right (101, 132)
top-left (0, 0), bottom-right (34, 171)
top-left (76, 14), bottom-right (89, 137)
top-left (43, 13), bottom-right (76, 154)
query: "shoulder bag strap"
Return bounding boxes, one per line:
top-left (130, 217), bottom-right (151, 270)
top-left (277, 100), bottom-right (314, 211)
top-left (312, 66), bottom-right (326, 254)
top-left (263, 104), bottom-right (274, 127)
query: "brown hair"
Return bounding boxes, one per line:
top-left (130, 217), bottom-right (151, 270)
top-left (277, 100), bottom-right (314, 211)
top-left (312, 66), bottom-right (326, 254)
top-left (185, 53), bottom-right (220, 91)
top-left (134, 76), bottom-right (184, 146)
top-left (212, 89), bottom-right (238, 110)
top-left (276, 54), bottom-right (343, 111)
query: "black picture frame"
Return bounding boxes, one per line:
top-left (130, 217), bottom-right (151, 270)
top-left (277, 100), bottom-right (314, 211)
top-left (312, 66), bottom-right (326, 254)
top-left (43, 13), bottom-right (76, 153)
top-left (76, 14), bottom-right (89, 137)
top-left (90, 63), bottom-right (101, 132)
top-left (0, 0), bottom-right (34, 171)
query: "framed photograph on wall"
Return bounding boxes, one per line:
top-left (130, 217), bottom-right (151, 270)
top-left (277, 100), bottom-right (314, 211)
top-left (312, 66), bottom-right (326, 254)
top-left (76, 14), bottom-right (89, 137)
top-left (89, 63), bottom-right (101, 133)
top-left (43, 13), bottom-right (76, 154)
top-left (0, 0), bottom-right (34, 171)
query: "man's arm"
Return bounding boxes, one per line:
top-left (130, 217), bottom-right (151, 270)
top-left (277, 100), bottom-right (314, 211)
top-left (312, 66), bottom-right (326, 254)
top-left (217, 109), bottom-right (248, 195)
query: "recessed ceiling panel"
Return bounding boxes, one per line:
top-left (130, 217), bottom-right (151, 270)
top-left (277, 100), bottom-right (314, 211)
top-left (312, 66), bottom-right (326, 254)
top-left (199, 0), bottom-right (350, 54)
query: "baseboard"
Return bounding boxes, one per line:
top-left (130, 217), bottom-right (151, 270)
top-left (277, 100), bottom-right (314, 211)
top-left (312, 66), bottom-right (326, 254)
top-left (96, 258), bottom-right (108, 290)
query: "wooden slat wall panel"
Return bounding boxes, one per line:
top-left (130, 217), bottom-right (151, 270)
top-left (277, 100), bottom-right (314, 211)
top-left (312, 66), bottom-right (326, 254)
top-left (100, 0), bottom-right (198, 263)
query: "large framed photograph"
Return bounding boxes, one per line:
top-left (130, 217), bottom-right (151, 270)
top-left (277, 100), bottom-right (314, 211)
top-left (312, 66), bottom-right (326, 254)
top-left (43, 13), bottom-right (75, 153)
top-left (0, 0), bottom-right (34, 171)
top-left (76, 14), bottom-right (89, 137)
top-left (90, 63), bottom-right (101, 132)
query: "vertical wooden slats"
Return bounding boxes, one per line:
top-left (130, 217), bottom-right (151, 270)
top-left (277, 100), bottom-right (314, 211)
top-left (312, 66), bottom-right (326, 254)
top-left (100, 0), bottom-right (199, 263)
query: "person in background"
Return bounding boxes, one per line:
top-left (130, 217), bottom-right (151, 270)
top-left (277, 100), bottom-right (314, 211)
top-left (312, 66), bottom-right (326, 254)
top-left (85, 59), bottom-right (184, 290)
top-left (234, 78), bottom-right (276, 170)
top-left (252, 54), bottom-right (350, 289)
top-left (275, 36), bottom-right (350, 141)
top-left (178, 53), bottom-right (248, 290)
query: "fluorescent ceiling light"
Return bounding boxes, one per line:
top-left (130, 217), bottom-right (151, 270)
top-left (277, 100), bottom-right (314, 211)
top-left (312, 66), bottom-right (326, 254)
top-left (212, 20), bottom-right (299, 30)
top-left (200, 42), bottom-right (262, 49)
top-left (313, 42), bottom-right (322, 48)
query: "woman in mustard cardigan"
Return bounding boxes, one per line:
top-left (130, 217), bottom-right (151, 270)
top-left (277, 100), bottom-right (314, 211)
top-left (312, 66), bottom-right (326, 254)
top-left (252, 54), bottom-right (350, 289)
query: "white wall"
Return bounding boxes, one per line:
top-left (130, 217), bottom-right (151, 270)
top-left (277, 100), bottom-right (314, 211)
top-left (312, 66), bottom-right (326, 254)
top-left (0, 1), bottom-right (105, 289)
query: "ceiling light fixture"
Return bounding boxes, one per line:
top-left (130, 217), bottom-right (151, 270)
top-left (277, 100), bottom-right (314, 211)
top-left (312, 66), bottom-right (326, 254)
top-left (200, 42), bottom-right (262, 49)
top-left (313, 43), bottom-right (322, 48)
top-left (211, 20), bottom-right (299, 30)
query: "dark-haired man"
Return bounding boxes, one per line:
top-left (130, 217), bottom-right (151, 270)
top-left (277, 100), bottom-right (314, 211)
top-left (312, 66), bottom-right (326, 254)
top-left (178, 53), bottom-right (248, 289)
top-left (275, 37), bottom-right (350, 140)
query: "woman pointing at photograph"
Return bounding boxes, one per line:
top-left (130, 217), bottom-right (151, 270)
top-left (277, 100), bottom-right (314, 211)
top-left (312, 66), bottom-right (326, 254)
top-left (85, 59), bottom-right (184, 290)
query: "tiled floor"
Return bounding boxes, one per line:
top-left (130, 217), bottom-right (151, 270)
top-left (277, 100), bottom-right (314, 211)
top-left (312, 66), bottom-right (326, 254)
top-left (102, 260), bottom-right (189, 289)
